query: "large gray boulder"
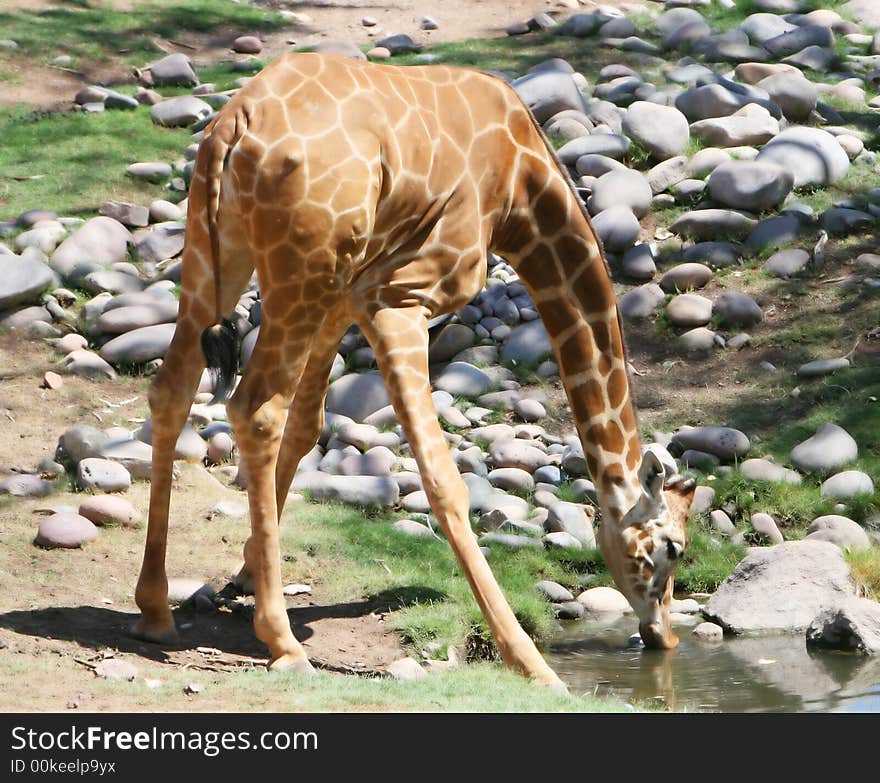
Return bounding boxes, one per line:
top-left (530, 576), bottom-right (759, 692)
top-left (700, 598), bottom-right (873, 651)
top-left (703, 540), bottom-right (857, 634)
top-left (325, 371), bottom-right (390, 422)
top-left (500, 320), bottom-right (552, 365)
top-left (789, 422), bottom-right (857, 474)
top-left (98, 323), bottom-right (176, 365)
top-left (707, 160), bottom-right (794, 212)
top-left (511, 70), bottom-right (588, 124)
top-left (671, 426), bottom-right (750, 461)
top-left (0, 254), bottom-right (53, 310)
top-left (150, 52), bottom-right (199, 87)
top-left (150, 96), bottom-right (213, 127)
top-left (756, 127), bottom-right (850, 188)
top-left (806, 598), bottom-right (880, 654)
top-left (291, 471), bottom-right (399, 507)
top-left (50, 217), bottom-right (132, 281)
top-left (622, 101), bottom-right (690, 160)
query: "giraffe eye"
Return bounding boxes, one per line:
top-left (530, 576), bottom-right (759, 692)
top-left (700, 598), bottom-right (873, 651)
top-left (666, 540), bottom-right (684, 560)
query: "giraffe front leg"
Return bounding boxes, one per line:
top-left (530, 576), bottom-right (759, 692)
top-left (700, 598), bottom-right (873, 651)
top-left (227, 321), bottom-right (316, 674)
top-left (361, 306), bottom-right (566, 690)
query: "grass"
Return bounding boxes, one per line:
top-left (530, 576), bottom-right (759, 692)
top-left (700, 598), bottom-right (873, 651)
top-left (845, 548), bottom-right (880, 601)
top-left (0, 0), bottom-right (286, 67)
top-left (675, 522), bottom-right (747, 593)
top-left (0, 105), bottom-right (189, 220)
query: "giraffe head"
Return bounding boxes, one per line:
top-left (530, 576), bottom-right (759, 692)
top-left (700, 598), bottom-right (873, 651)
top-left (598, 450), bottom-right (695, 650)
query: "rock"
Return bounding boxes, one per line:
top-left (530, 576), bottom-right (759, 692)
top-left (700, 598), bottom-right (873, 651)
top-left (591, 207), bottom-right (640, 252)
top-left (622, 244), bottom-right (656, 281)
top-left (545, 501), bottom-right (596, 547)
top-left (675, 83), bottom-right (772, 123)
top-left (138, 419), bottom-right (207, 462)
top-left (99, 323), bottom-right (176, 365)
top-left (429, 323), bottom-right (475, 363)
top-left (385, 656), bottom-right (427, 681)
top-left (0, 255), bottom-right (54, 311)
top-left (556, 134), bottom-right (630, 164)
top-left (150, 96), bottom-right (213, 127)
top-left (291, 471), bottom-right (398, 506)
top-left (820, 208), bottom-right (874, 237)
top-left (659, 263), bottom-right (713, 293)
top-left (480, 532), bottom-right (543, 550)
top-left (94, 659), bottom-right (139, 681)
top-left (99, 201), bottom-right (149, 228)
top-left (740, 458), bottom-right (802, 485)
top-left (313, 40), bottom-right (366, 60)
top-left (820, 471), bottom-right (874, 500)
top-left (15, 221), bottom-right (66, 254)
top-left (619, 284), bottom-right (665, 320)
top-left (393, 519), bottom-right (434, 539)
top-left (703, 540), bottom-right (857, 634)
top-left (740, 13), bottom-right (797, 44)
top-left (535, 580), bottom-right (574, 603)
top-left (149, 200), bottom-right (184, 223)
top-left (544, 531), bottom-right (583, 549)
top-left (797, 357), bottom-right (850, 378)
top-left (806, 515), bottom-right (870, 549)
top-left (489, 440), bottom-right (550, 472)
top-left (708, 160), bottom-right (793, 212)
top-left (150, 53), bottom-right (199, 87)
top-left (756, 127), bottom-right (850, 188)
top-left (77, 458), bottom-right (132, 492)
top-left (672, 426), bottom-right (750, 461)
top-left (693, 621), bottom-right (724, 641)
top-left (375, 34), bottom-right (419, 55)
top-left (500, 320), bottom-right (552, 365)
top-left (690, 104), bottom-right (779, 149)
top-left (756, 72), bottom-right (817, 123)
top-left (763, 24), bottom-right (834, 58)
top-left (50, 217), bottom-right (132, 281)
top-left (666, 294), bottom-right (713, 328)
top-left (0, 474), bottom-right (54, 497)
top-left (713, 292), bottom-right (763, 327)
top-left (325, 372), bottom-right (389, 422)
top-left (764, 248), bottom-right (810, 278)
top-left (61, 350), bottom-right (117, 380)
top-left (555, 601), bottom-right (586, 620)
top-left (691, 485), bottom-right (715, 514)
top-left (576, 586), bottom-right (631, 614)
top-left (789, 423), bottom-right (857, 474)
top-left (97, 301), bottom-right (179, 334)
top-left (745, 214), bottom-right (805, 251)
top-left (679, 327), bottom-right (718, 353)
top-left (487, 467), bottom-right (534, 494)
top-left (232, 35), bottom-right (262, 54)
top-left (622, 101), bottom-right (690, 160)
top-left (78, 496), bottom-right (141, 528)
top-left (511, 70), bottom-right (587, 124)
top-left (588, 169), bottom-right (653, 218)
top-left (751, 512), bottom-right (784, 544)
top-left (34, 512), bottom-right (99, 549)
top-left (670, 210), bottom-right (757, 240)
top-left (710, 509), bottom-right (737, 536)
top-left (646, 155), bottom-right (689, 193)
top-left (806, 598), bottom-right (880, 654)
top-left (682, 242), bottom-right (743, 269)
top-left (433, 362), bottom-right (493, 397)
top-left (134, 222), bottom-right (186, 263)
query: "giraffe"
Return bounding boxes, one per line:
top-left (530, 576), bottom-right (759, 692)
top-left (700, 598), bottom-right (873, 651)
top-left (132, 52), bottom-right (695, 689)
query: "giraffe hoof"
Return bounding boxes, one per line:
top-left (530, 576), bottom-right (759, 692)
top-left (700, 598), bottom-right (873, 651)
top-left (268, 654), bottom-right (316, 675)
top-left (532, 670), bottom-right (569, 694)
top-left (231, 565), bottom-right (255, 596)
top-left (130, 617), bottom-right (180, 647)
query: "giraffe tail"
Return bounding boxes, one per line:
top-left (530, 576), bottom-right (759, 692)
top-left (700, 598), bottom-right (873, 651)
top-left (199, 102), bottom-right (251, 403)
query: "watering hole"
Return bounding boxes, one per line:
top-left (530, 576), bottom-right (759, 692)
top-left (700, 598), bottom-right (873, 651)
top-left (547, 616), bottom-right (880, 713)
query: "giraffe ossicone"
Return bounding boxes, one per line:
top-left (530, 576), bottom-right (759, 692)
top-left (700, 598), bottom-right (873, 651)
top-left (132, 52), bottom-right (695, 687)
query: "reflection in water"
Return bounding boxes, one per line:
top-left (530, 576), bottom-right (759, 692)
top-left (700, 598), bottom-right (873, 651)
top-left (547, 616), bottom-right (880, 713)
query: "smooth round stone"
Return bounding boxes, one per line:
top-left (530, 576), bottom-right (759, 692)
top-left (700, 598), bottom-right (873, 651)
top-left (756, 72), bottom-right (816, 123)
top-left (207, 432), bottom-right (234, 463)
top-left (687, 147), bottom-right (732, 178)
top-left (393, 519), bottom-right (434, 539)
top-left (682, 242), bottom-right (743, 269)
top-left (480, 533), bottom-right (543, 550)
top-left (149, 96), bottom-right (213, 127)
top-left (837, 135), bottom-right (864, 161)
top-left (790, 423), bottom-right (858, 473)
top-left (646, 155), bottom-right (689, 193)
top-left (555, 601), bottom-right (586, 620)
top-left (433, 362), bottom-right (493, 398)
top-left (745, 214), bottom-right (805, 250)
top-left (78, 496), bottom-right (141, 528)
top-left (764, 248), bottom-right (810, 278)
top-left (514, 398), bottom-right (546, 422)
top-left (797, 357), bottom-right (850, 378)
top-left (0, 254), bottom-right (54, 311)
top-left (429, 323), bottom-right (475, 363)
top-left (50, 217), bottom-right (132, 280)
top-left (708, 160), bottom-right (794, 212)
top-left (556, 133), bottom-right (630, 164)
top-left (575, 153), bottom-right (627, 177)
top-left (591, 206), bottom-right (640, 252)
top-left (500, 320), bottom-right (552, 365)
top-left (77, 458), bottom-right (131, 492)
top-left (750, 512), bottom-right (784, 545)
top-left (232, 35), bottom-right (262, 54)
top-left (622, 243), bottom-right (656, 281)
top-left (487, 468), bottom-right (535, 494)
top-left (588, 169), bottom-right (653, 218)
top-left (34, 513), bottom-right (99, 549)
top-left (138, 419), bottom-right (207, 462)
top-left (710, 509), bottom-right (737, 536)
top-left (126, 162), bottom-right (172, 182)
top-left (806, 515), bottom-right (870, 549)
top-left (673, 426), bottom-right (751, 461)
top-left (576, 586), bottom-right (631, 614)
top-left (740, 458), bottom-right (802, 485)
top-left (489, 440), bottom-right (551, 472)
top-left (820, 208), bottom-right (874, 237)
top-left (756, 126), bottom-right (850, 188)
top-left (544, 531), bottom-right (583, 549)
top-left (672, 179), bottom-right (707, 203)
top-left (820, 471), bottom-right (874, 499)
top-left (679, 327), bottom-right (718, 353)
top-left (510, 69), bottom-right (588, 125)
top-left (666, 293), bottom-right (713, 328)
top-left (619, 284), bottom-right (666, 320)
top-left (693, 622), bottom-right (724, 641)
top-left (98, 323), bottom-right (176, 365)
top-left (670, 210), bottom-right (757, 240)
top-left (148, 199), bottom-right (183, 223)
top-left (167, 578), bottom-right (215, 604)
top-left (713, 292), bottom-right (762, 327)
top-left (533, 465), bottom-right (562, 485)
top-left (325, 372), bottom-right (389, 422)
top-left (622, 101), bottom-right (690, 161)
top-left (149, 52), bottom-right (199, 87)
top-left (659, 263), bottom-right (713, 293)
top-left (536, 580), bottom-right (575, 603)
top-left (0, 474), bottom-right (54, 497)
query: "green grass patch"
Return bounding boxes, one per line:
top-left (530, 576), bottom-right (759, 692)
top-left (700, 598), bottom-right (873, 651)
top-left (845, 547), bottom-right (880, 601)
top-left (675, 521), bottom-right (747, 593)
top-left (0, 105), bottom-right (189, 219)
top-left (0, 0), bottom-right (286, 67)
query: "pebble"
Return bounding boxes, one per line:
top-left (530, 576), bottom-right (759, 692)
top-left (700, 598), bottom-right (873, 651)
top-left (78, 496), bottom-right (141, 527)
top-left (77, 458), bottom-right (132, 492)
top-left (820, 470), bottom-right (874, 500)
top-left (34, 512), bottom-right (99, 549)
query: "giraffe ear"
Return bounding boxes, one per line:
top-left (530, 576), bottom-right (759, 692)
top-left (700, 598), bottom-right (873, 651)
top-left (638, 449), bottom-right (666, 506)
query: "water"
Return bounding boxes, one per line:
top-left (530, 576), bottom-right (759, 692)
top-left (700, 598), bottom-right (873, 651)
top-left (547, 616), bottom-right (880, 713)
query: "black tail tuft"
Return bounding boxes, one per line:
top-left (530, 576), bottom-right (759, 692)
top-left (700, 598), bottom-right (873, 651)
top-left (201, 318), bottom-right (240, 403)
